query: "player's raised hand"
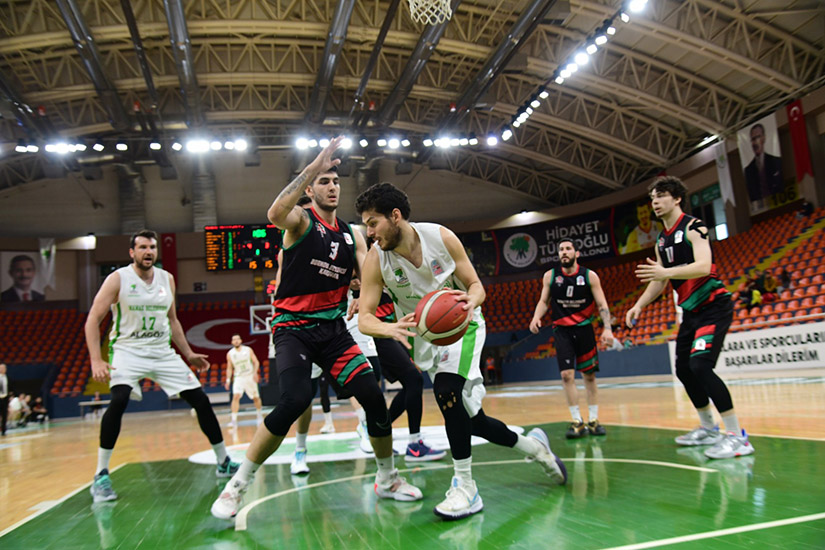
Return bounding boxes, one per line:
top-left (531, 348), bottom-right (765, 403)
top-left (308, 136), bottom-right (344, 173)
top-left (635, 257), bottom-right (668, 283)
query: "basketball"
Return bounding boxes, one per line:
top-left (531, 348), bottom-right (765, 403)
top-left (413, 289), bottom-right (471, 346)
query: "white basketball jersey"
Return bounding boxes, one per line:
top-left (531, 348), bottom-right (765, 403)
top-left (109, 265), bottom-right (173, 355)
top-left (377, 222), bottom-right (482, 321)
top-left (346, 290), bottom-right (377, 357)
top-left (228, 345), bottom-right (255, 377)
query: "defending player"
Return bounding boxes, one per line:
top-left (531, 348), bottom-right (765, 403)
top-left (225, 334), bottom-right (263, 427)
top-left (626, 176), bottom-right (753, 459)
top-left (529, 238), bottom-right (614, 438)
top-left (356, 182), bottom-right (566, 521)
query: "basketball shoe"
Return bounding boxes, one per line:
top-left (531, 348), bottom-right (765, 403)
top-left (90, 469), bottom-right (118, 503)
top-left (675, 426), bottom-right (724, 446)
top-left (565, 420), bottom-right (588, 439)
top-left (356, 421), bottom-right (373, 454)
top-left (587, 420), bottom-right (607, 436)
top-left (374, 469), bottom-right (423, 502)
top-left (434, 477), bottom-right (483, 520)
top-left (290, 448), bottom-right (310, 475)
top-left (216, 456), bottom-right (241, 477)
top-left (526, 427), bottom-right (568, 485)
top-left (704, 430), bottom-right (755, 459)
top-left (211, 477), bottom-right (248, 519)
top-left (320, 421), bottom-right (336, 434)
top-left (405, 439), bottom-right (447, 462)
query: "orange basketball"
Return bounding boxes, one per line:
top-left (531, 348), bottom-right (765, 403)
top-left (413, 289), bottom-right (471, 346)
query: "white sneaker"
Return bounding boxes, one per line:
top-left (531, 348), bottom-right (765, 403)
top-left (434, 477), bottom-right (483, 520)
top-left (704, 431), bottom-right (755, 459)
top-left (320, 422), bottom-right (336, 434)
top-left (525, 427), bottom-right (568, 485)
top-left (374, 469), bottom-right (423, 502)
top-left (226, 420), bottom-right (237, 428)
top-left (356, 421), bottom-right (373, 454)
top-left (290, 448), bottom-right (310, 475)
top-left (210, 477), bottom-right (248, 520)
top-left (675, 426), bottom-right (724, 446)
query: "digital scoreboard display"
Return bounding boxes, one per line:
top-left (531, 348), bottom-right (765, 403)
top-left (204, 224), bottom-right (281, 271)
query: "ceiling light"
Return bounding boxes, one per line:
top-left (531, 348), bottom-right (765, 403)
top-left (319, 138), bottom-right (331, 148)
top-left (423, 138), bottom-right (433, 147)
top-left (555, 76), bottom-right (565, 85)
top-left (525, 107), bottom-right (533, 115)
top-left (185, 139), bottom-right (208, 153)
top-left (341, 137), bottom-right (353, 149)
top-left (45, 144), bottom-right (57, 153)
top-left (93, 142), bottom-right (105, 152)
top-left (388, 138), bottom-right (400, 149)
top-left (566, 63), bottom-right (579, 73)
top-left (27, 144), bottom-right (39, 153)
top-left (574, 52), bottom-right (589, 65)
top-left (450, 138), bottom-right (460, 147)
top-left (620, 12), bottom-right (630, 23)
top-left (308, 139), bottom-right (318, 148)
top-left (468, 136), bottom-right (479, 145)
top-left (171, 142), bottom-right (182, 151)
top-left (595, 34), bottom-right (608, 45)
top-left (377, 138), bottom-right (387, 147)
top-left (224, 140), bottom-right (235, 150)
top-left (513, 120), bottom-right (521, 128)
top-left (628, 0), bottom-right (647, 13)
top-left (75, 143), bottom-right (86, 152)
top-left (607, 25), bottom-right (616, 35)
top-left (359, 138), bottom-right (369, 147)
top-left (486, 135), bottom-right (498, 146)
top-left (560, 69), bottom-right (572, 79)
top-left (586, 43), bottom-right (598, 55)
top-left (149, 142), bottom-right (161, 151)
top-left (501, 129), bottom-right (513, 141)
top-left (210, 140), bottom-right (222, 151)
top-left (15, 140), bottom-right (26, 153)
top-left (234, 139), bottom-right (248, 151)
top-left (539, 89), bottom-right (549, 99)
top-left (530, 99), bottom-right (541, 108)
top-left (459, 137), bottom-right (469, 146)
top-left (401, 139), bottom-right (410, 147)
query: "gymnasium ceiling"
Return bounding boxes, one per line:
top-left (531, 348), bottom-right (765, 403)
top-left (0, 0), bottom-right (823, 207)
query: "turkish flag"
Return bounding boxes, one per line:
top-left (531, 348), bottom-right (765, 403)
top-left (786, 100), bottom-right (813, 182)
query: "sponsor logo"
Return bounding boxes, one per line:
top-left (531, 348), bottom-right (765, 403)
top-left (658, 237), bottom-right (665, 248)
top-left (315, 222), bottom-right (326, 236)
top-left (440, 349), bottom-right (450, 363)
top-left (158, 286), bottom-right (167, 297)
top-left (393, 268), bottom-right (410, 286)
top-left (576, 275), bottom-right (585, 286)
top-left (555, 276), bottom-right (564, 285)
top-left (694, 338), bottom-right (707, 351)
top-left (128, 283), bottom-right (139, 295)
top-left (502, 233), bottom-right (538, 268)
top-left (431, 259), bottom-right (444, 276)
top-left (343, 232), bottom-right (353, 245)
top-left (675, 230), bottom-right (684, 244)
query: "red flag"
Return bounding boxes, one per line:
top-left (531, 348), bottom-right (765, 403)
top-left (786, 100), bottom-right (813, 182)
top-left (161, 233), bottom-right (178, 281)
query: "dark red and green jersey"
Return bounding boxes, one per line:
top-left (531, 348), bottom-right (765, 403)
top-left (657, 213), bottom-right (730, 313)
top-left (376, 291), bottom-right (397, 322)
top-left (548, 266), bottom-right (597, 327)
top-left (271, 208), bottom-right (356, 331)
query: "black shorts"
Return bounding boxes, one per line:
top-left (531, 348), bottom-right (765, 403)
top-left (374, 338), bottom-right (419, 384)
top-left (675, 296), bottom-right (733, 369)
top-left (554, 324), bottom-right (599, 373)
top-left (273, 319), bottom-right (373, 390)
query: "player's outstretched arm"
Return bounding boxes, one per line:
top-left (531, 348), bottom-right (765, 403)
top-left (85, 272), bottom-right (121, 382)
top-left (530, 270), bottom-right (552, 334)
top-left (357, 247), bottom-right (416, 347)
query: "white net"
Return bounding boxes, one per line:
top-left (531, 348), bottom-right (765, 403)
top-left (408, 0), bottom-right (453, 25)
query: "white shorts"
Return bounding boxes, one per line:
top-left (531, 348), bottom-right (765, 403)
top-left (110, 347), bottom-right (201, 401)
top-left (414, 316), bottom-right (487, 417)
top-left (232, 375), bottom-right (260, 399)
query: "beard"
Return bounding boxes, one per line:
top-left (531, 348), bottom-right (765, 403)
top-left (135, 257), bottom-right (155, 271)
top-left (379, 223), bottom-right (402, 251)
top-left (560, 257), bottom-right (575, 269)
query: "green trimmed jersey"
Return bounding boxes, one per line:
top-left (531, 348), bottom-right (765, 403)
top-left (109, 265), bottom-right (173, 356)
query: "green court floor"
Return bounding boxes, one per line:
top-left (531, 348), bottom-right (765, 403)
top-left (3, 424), bottom-right (824, 549)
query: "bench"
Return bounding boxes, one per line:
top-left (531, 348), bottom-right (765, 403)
top-left (79, 400), bottom-right (111, 417)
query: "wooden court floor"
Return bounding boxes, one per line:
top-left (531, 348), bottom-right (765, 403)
top-left (1, 369), bottom-right (824, 548)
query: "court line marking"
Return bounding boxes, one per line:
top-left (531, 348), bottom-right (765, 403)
top-left (234, 457), bottom-right (715, 531)
top-left (0, 463), bottom-right (126, 539)
top-left (601, 511), bottom-right (825, 549)
top-left (611, 422), bottom-right (825, 442)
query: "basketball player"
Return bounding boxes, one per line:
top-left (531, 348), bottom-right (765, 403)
top-left (529, 238), bottom-right (614, 439)
top-left (626, 176), bottom-right (753, 459)
top-left (211, 137), bottom-right (421, 520)
top-left (356, 182), bottom-right (567, 521)
top-left (85, 230), bottom-right (239, 503)
top-left (225, 334), bottom-right (263, 427)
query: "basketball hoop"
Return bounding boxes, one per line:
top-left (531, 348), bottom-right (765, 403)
top-left (408, 0), bottom-right (452, 25)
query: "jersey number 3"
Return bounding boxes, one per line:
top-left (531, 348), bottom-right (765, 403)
top-left (329, 241), bottom-right (340, 260)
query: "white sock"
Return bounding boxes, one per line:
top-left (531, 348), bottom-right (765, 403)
top-left (453, 457), bottom-right (473, 486)
top-left (721, 412), bottom-right (741, 435)
top-left (375, 455), bottom-right (395, 482)
top-left (513, 434), bottom-right (540, 456)
top-left (355, 407), bottom-right (366, 424)
top-left (569, 405), bottom-right (582, 423)
top-left (295, 431), bottom-right (308, 451)
top-left (231, 412), bottom-right (238, 424)
top-left (97, 448), bottom-right (113, 475)
top-left (235, 457), bottom-right (261, 483)
top-left (408, 432), bottom-right (421, 444)
top-left (256, 409), bottom-right (263, 420)
top-left (588, 405), bottom-right (599, 423)
top-left (323, 412), bottom-right (333, 424)
top-left (697, 408), bottom-right (715, 430)
top-left (212, 442), bottom-right (228, 464)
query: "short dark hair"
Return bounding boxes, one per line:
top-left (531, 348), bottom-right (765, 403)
top-left (750, 123), bottom-right (765, 136)
top-left (231, 333), bottom-right (242, 339)
top-left (296, 195), bottom-right (312, 207)
top-left (130, 229), bottom-right (159, 248)
top-left (355, 182), bottom-right (411, 220)
top-left (9, 255), bottom-right (35, 270)
top-left (648, 175), bottom-right (688, 204)
top-left (558, 238), bottom-right (578, 251)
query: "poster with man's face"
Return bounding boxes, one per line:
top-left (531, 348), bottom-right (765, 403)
top-left (614, 198), bottom-right (662, 255)
top-left (0, 252), bottom-right (46, 303)
top-left (737, 113), bottom-right (795, 214)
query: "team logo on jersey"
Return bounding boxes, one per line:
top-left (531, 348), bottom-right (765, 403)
top-left (693, 338), bottom-right (707, 351)
top-left (393, 268), bottom-right (410, 286)
top-left (674, 230), bottom-right (684, 244)
top-left (502, 232), bottom-right (537, 268)
top-left (315, 222), bottom-right (326, 237)
top-left (440, 349), bottom-right (450, 363)
top-left (576, 275), bottom-right (585, 286)
top-left (658, 237), bottom-right (665, 248)
top-left (343, 232), bottom-right (353, 245)
top-left (128, 283), bottom-right (139, 295)
top-left (158, 286), bottom-right (167, 297)
top-left (555, 276), bottom-right (564, 285)
top-left (431, 260), bottom-right (444, 275)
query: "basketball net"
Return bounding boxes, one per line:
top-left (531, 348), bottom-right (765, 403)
top-left (408, 0), bottom-right (452, 25)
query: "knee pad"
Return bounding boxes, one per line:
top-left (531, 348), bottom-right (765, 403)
top-left (263, 390), bottom-right (312, 436)
top-left (107, 385), bottom-right (132, 414)
top-left (180, 388), bottom-right (210, 409)
top-left (433, 374), bottom-right (464, 413)
top-left (356, 383), bottom-right (391, 437)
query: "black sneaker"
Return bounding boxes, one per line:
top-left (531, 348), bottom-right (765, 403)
top-left (587, 420), bottom-right (607, 436)
top-left (565, 420), bottom-right (588, 439)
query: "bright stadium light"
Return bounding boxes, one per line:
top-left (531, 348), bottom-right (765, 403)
top-left (185, 139), bottom-right (208, 153)
top-left (555, 76), bottom-right (565, 85)
top-left (595, 34), bottom-right (608, 46)
top-left (210, 140), bottom-right (222, 151)
top-left (607, 25), bottom-right (616, 35)
top-left (224, 140), bottom-right (235, 150)
top-left (149, 142), bottom-right (162, 151)
top-left (359, 138), bottom-right (369, 148)
top-left (560, 69), bottom-right (572, 79)
top-left (459, 137), bottom-right (469, 146)
top-left (628, 0), bottom-right (647, 13)
top-left (539, 89), bottom-right (549, 99)
top-left (501, 129), bottom-right (513, 141)
top-left (512, 120), bottom-right (522, 128)
top-left (234, 139), bottom-right (248, 151)
top-left (377, 138), bottom-right (387, 147)
top-left (566, 62), bottom-right (579, 73)
top-left (574, 51), bottom-right (590, 65)
top-left (296, 137), bottom-right (309, 150)
top-left (620, 12), bottom-right (630, 22)
top-left (319, 138), bottom-right (331, 148)
top-left (486, 135), bottom-right (498, 146)
top-left (388, 138), bottom-right (400, 149)
top-left (401, 139), bottom-right (410, 147)
top-left (341, 137), bottom-right (353, 149)
top-left (308, 139), bottom-right (318, 148)
top-left (171, 142), bottom-right (182, 151)
top-left (423, 138), bottom-right (433, 147)
top-left (93, 142), bottom-right (105, 152)
top-left (27, 144), bottom-right (40, 153)
top-left (468, 136), bottom-right (479, 145)
top-left (450, 138), bottom-right (460, 147)
top-left (530, 98), bottom-right (541, 108)
top-left (586, 43), bottom-right (598, 55)
top-left (116, 142), bottom-right (128, 152)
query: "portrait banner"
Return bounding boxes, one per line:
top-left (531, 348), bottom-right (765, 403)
top-left (737, 113), bottom-right (796, 215)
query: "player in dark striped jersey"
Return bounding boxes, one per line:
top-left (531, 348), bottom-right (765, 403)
top-left (627, 176), bottom-right (753, 460)
top-left (530, 238), bottom-right (614, 439)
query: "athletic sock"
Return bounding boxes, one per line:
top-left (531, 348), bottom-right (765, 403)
top-left (588, 405), bottom-right (599, 422)
top-left (235, 457), bottom-right (261, 483)
top-left (408, 432), bottom-right (421, 444)
top-left (697, 407), bottom-right (715, 430)
top-left (720, 412), bottom-right (741, 435)
top-left (96, 448), bottom-right (113, 476)
top-left (453, 457), bottom-right (473, 486)
top-left (355, 407), bottom-right (366, 424)
top-left (212, 442), bottom-right (228, 464)
top-left (375, 455), bottom-right (395, 482)
top-left (231, 412), bottom-right (238, 425)
top-left (569, 405), bottom-right (582, 423)
top-left (295, 431), bottom-right (308, 451)
top-left (323, 412), bottom-right (333, 424)
top-left (513, 434), bottom-right (540, 456)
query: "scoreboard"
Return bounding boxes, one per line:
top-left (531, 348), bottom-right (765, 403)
top-left (204, 224), bottom-right (281, 271)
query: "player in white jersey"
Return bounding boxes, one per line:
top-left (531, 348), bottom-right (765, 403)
top-left (226, 334), bottom-right (263, 427)
top-left (84, 230), bottom-right (239, 503)
top-left (355, 183), bottom-right (567, 520)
